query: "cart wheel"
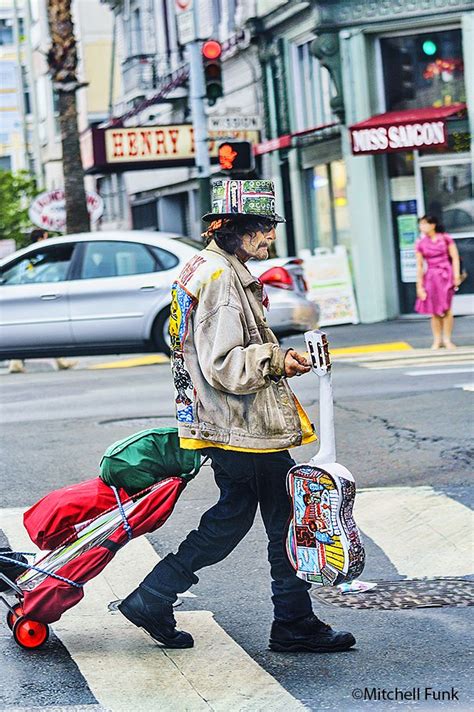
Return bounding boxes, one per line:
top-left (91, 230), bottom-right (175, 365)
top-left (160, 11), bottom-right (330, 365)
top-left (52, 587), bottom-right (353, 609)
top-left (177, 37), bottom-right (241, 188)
top-left (6, 603), bottom-right (23, 630)
top-left (12, 616), bottom-right (49, 649)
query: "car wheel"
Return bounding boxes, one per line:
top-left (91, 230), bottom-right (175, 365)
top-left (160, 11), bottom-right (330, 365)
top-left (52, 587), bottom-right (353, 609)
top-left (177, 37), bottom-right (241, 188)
top-left (152, 309), bottom-right (171, 357)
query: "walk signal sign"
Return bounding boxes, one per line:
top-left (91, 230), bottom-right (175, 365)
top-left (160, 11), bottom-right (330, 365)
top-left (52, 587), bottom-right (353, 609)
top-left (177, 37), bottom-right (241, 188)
top-left (202, 40), bottom-right (223, 105)
top-left (218, 142), bottom-right (254, 172)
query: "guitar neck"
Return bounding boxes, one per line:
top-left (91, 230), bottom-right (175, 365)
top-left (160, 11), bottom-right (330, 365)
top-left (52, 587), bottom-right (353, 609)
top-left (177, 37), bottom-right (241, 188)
top-left (310, 371), bottom-right (337, 466)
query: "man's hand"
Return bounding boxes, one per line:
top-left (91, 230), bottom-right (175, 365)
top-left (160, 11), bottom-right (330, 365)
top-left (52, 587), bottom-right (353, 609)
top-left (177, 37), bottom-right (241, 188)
top-left (284, 349), bottom-right (311, 378)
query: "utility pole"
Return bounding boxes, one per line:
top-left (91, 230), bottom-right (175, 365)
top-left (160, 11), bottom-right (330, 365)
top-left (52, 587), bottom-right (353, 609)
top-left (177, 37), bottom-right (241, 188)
top-left (24, 0), bottom-right (44, 187)
top-left (12, 0), bottom-right (32, 174)
top-left (187, 1), bottom-right (211, 226)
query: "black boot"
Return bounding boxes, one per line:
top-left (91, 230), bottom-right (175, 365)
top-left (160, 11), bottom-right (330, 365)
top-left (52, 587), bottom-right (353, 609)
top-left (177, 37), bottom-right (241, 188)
top-left (118, 587), bottom-right (194, 648)
top-left (269, 612), bottom-right (356, 652)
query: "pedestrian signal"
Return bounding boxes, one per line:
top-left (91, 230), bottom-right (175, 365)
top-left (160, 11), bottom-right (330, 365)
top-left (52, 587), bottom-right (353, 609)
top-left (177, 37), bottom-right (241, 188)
top-left (202, 40), bottom-right (223, 105)
top-left (218, 142), bottom-right (254, 172)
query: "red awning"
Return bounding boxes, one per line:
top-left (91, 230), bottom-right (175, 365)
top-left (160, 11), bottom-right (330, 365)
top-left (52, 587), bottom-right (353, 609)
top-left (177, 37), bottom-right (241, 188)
top-left (349, 104), bottom-right (466, 155)
top-left (349, 103), bottom-right (466, 130)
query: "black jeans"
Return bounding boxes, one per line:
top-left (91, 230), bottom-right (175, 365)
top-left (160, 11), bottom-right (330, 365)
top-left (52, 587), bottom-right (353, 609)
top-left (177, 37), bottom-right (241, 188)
top-left (141, 448), bottom-right (312, 622)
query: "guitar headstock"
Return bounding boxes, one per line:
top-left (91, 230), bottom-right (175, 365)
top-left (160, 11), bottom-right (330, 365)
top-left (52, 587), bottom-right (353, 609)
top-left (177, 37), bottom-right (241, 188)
top-left (304, 330), bottom-right (331, 375)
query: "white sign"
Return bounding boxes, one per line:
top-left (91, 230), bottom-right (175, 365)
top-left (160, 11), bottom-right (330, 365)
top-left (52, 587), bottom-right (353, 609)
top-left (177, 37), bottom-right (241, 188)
top-left (29, 190), bottom-right (104, 232)
top-left (208, 116), bottom-right (262, 131)
top-left (301, 246), bottom-right (359, 326)
top-left (400, 248), bottom-right (417, 283)
top-left (175, 0), bottom-right (195, 44)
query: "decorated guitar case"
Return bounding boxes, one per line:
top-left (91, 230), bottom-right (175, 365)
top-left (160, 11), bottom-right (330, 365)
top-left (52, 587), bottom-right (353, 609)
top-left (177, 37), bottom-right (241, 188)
top-left (286, 330), bottom-right (365, 586)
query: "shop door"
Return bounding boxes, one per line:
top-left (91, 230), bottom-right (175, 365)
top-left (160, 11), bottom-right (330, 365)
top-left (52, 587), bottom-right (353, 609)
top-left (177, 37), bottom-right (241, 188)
top-left (415, 153), bottom-right (474, 315)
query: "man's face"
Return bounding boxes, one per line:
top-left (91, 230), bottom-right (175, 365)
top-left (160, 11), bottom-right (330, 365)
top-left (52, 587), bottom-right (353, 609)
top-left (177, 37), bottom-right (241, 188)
top-left (238, 224), bottom-right (276, 262)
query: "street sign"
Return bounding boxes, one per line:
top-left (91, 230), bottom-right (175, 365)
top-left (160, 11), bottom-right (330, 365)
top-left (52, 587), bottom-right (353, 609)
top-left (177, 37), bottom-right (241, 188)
top-left (175, 0), bottom-right (195, 44)
top-left (29, 190), bottom-right (104, 232)
top-left (209, 116), bottom-right (261, 131)
top-left (81, 124), bottom-right (260, 173)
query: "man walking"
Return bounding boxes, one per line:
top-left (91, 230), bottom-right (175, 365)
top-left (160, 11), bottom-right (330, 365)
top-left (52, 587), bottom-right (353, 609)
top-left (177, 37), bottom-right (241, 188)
top-left (119, 180), bottom-right (355, 653)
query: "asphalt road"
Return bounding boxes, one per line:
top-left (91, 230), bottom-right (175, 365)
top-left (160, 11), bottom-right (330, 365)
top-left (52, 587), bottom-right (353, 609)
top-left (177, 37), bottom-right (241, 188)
top-left (0, 330), bottom-right (473, 712)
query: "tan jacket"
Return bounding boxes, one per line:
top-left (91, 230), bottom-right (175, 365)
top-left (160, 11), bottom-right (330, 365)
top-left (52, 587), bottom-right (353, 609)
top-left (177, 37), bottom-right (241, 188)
top-left (169, 240), bottom-right (316, 452)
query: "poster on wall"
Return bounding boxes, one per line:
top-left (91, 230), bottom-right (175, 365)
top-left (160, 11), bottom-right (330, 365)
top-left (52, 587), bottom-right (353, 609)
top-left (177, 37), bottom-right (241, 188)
top-left (397, 213), bottom-right (419, 282)
top-left (301, 246), bottom-right (359, 326)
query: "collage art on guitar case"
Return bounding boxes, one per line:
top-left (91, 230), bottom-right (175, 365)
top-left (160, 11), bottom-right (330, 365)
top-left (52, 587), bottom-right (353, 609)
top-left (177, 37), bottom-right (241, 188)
top-left (286, 464), bottom-right (366, 586)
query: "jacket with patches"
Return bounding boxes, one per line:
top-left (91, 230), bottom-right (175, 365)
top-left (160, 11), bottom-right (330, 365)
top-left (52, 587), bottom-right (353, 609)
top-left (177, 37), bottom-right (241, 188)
top-left (169, 240), bottom-right (316, 452)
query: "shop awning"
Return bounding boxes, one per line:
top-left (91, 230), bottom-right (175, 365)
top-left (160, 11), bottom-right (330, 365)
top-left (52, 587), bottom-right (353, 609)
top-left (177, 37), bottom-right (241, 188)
top-left (349, 103), bottom-right (466, 155)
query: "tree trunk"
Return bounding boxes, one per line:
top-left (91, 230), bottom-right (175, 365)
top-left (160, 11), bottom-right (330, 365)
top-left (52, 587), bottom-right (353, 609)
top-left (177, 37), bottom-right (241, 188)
top-left (47, 0), bottom-right (90, 234)
top-left (58, 90), bottom-right (90, 233)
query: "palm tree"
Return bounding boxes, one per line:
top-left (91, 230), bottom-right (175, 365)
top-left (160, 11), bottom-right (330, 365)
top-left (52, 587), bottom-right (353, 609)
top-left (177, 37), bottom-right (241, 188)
top-left (47, 0), bottom-right (90, 233)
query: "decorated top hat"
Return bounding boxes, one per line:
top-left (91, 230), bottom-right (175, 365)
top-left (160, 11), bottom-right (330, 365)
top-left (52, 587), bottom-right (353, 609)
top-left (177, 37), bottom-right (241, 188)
top-left (202, 179), bottom-right (285, 223)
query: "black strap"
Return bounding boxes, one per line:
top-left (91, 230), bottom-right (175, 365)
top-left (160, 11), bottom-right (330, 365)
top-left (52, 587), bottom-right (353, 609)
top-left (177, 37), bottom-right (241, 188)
top-left (101, 539), bottom-right (123, 554)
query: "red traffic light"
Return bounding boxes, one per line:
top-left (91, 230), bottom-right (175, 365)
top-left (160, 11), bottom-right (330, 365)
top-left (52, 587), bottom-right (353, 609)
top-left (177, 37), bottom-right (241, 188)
top-left (218, 142), bottom-right (254, 172)
top-left (202, 40), bottom-right (222, 60)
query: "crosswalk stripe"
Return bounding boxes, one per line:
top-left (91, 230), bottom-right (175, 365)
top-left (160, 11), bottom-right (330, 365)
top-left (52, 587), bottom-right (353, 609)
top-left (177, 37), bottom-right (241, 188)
top-left (0, 509), bottom-right (306, 712)
top-left (365, 359), bottom-right (473, 370)
top-left (3, 707), bottom-right (108, 712)
top-left (404, 367), bottom-right (473, 376)
top-left (455, 383), bottom-right (474, 391)
top-left (354, 487), bottom-right (474, 579)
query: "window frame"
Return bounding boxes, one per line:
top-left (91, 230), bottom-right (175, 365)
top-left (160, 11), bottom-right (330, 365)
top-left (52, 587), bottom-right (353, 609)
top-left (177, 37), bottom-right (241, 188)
top-left (74, 240), bottom-right (166, 281)
top-left (0, 242), bottom-right (78, 286)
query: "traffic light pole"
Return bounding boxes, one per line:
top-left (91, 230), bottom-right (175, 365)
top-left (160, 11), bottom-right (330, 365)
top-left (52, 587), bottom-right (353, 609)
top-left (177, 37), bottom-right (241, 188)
top-left (187, 4), bottom-right (211, 229)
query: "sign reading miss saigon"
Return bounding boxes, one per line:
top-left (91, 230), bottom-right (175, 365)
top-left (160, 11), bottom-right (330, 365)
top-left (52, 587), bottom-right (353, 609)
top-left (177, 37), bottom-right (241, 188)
top-left (350, 120), bottom-right (447, 155)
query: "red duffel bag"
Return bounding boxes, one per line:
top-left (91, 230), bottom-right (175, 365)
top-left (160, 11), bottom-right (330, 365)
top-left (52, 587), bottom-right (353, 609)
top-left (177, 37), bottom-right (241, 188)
top-left (23, 477), bottom-right (129, 550)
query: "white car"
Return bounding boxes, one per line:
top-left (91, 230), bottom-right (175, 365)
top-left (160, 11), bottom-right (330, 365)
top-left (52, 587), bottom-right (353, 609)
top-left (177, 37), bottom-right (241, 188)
top-left (0, 231), bottom-right (319, 359)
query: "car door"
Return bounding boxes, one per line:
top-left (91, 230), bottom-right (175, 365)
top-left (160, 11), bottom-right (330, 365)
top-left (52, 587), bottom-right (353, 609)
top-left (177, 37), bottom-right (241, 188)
top-left (68, 240), bottom-right (177, 345)
top-left (0, 242), bottom-right (76, 350)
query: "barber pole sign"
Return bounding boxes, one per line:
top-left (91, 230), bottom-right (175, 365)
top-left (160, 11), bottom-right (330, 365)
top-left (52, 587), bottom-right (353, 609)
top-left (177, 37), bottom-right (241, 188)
top-left (350, 119), bottom-right (447, 155)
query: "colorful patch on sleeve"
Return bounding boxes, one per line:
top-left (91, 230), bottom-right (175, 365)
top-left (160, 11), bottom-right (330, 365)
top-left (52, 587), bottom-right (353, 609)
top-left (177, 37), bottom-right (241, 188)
top-left (170, 282), bottom-right (197, 423)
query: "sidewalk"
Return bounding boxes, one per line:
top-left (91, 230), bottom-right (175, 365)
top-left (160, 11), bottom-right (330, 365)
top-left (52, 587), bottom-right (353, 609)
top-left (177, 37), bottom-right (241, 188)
top-left (320, 314), bottom-right (474, 350)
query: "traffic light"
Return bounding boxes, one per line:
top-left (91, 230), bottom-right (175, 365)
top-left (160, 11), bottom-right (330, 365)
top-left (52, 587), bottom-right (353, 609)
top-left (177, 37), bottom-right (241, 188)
top-left (218, 142), bottom-right (254, 172)
top-left (202, 39), bottom-right (223, 105)
top-left (422, 38), bottom-right (438, 57)
top-left (399, 47), bottom-right (416, 101)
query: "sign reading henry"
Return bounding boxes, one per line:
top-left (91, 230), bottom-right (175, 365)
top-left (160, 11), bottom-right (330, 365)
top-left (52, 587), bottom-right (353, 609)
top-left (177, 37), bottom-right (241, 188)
top-left (105, 125), bottom-right (191, 162)
top-left (82, 124), bottom-right (259, 173)
top-left (350, 120), bottom-right (447, 155)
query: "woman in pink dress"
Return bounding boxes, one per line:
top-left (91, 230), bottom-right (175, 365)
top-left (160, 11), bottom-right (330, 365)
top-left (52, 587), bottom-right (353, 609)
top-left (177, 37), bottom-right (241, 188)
top-left (415, 215), bottom-right (461, 349)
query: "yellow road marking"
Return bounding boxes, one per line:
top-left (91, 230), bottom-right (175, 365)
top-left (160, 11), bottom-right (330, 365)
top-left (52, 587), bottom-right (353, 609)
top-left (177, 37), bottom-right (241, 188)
top-left (331, 341), bottom-right (412, 356)
top-left (304, 341), bottom-right (412, 359)
top-left (88, 354), bottom-right (169, 370)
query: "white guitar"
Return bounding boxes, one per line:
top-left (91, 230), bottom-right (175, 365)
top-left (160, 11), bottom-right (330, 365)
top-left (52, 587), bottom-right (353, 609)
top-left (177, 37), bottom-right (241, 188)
top-left (286, 330), bottom-right (365, 586)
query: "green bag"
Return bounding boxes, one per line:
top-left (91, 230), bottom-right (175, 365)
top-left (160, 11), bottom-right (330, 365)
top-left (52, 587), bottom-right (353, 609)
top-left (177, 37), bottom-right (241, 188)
top-left (100, 427), bottom-right (202, 495)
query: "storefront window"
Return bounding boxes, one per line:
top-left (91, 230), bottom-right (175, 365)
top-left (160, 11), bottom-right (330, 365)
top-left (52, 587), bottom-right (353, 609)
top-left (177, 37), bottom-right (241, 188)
top-left (421, 162), bottom-right (473, 235)
top-left (290, 41), bottom-right (336, 132)
top-left (308, 160), bottom-right (349, 250)
top-left (381, 29), bottom-right (465, 112)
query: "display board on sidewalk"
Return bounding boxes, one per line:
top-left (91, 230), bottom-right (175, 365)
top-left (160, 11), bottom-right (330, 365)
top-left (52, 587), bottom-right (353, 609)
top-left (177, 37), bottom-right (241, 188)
top-left (301, 246), bottom-right (359, 326)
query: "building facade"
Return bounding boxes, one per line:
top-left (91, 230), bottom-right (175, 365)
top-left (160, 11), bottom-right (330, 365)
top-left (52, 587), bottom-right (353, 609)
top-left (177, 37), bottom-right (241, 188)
top-left (98, 0), bottom-right (264, 241)
top-left (0, 0), bottom-right (31, 174)
top-left (94, 0), bottom-right (473, 321)
top-left (254, 0), bottom-right (473, 321)
top-left (7, 0), bottom-right (119, 199)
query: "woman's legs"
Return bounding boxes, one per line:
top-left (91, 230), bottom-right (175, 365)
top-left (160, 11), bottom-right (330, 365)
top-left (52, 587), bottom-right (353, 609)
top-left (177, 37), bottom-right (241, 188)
top-left (430, 315), bottom-right (443, 349)
top-left (442, 310), bottom-right (456, 348)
